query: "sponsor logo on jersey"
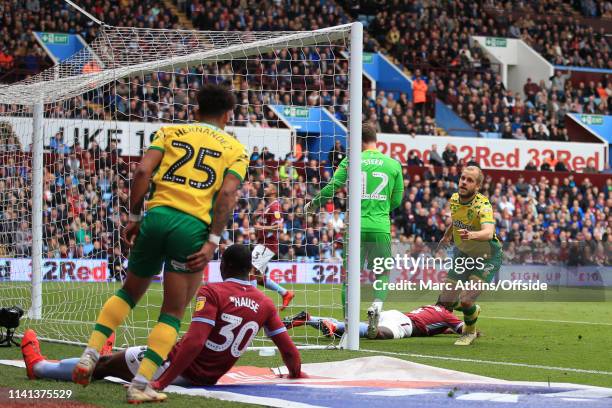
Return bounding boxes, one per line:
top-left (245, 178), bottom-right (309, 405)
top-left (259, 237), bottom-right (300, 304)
top-left (229, 296), bottom-right (259, 313)
top-left (452, 220), bottom-right (473, 230)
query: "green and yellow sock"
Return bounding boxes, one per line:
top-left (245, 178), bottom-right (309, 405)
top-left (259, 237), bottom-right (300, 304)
top-left (462, 304), bottom-right (479, 333)
top-left (87, 288), bottom-right (135, 352)
top-left (137, 313), bottom-right (181, 381)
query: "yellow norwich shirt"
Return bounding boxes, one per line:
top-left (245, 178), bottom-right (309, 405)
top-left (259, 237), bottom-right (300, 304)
top-left (449, 192), bottom-right (501, 258)
top-left (147, 123), bottom-right (248, 225)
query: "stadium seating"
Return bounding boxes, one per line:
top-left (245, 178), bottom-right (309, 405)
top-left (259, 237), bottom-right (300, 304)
top-left (344, 0), bottom-right (612, 138)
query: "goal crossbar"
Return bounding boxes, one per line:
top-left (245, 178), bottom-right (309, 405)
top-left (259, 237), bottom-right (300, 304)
top-left (0, 24), bottom-right (352, 105)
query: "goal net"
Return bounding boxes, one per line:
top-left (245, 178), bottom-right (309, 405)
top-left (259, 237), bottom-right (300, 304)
top-left (0, 23), bottom-right (363, 350)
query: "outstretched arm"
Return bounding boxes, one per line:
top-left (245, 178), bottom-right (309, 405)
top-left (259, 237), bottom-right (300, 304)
top-left (266, 309), bottom-right (302, 378)
top-left (309, 158), bottom-right (348, 209)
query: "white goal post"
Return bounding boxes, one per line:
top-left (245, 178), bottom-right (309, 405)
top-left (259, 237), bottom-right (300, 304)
top-left (0, 23), bottom-right (363, 350)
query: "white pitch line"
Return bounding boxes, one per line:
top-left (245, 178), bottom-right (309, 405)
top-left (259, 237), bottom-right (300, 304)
top-left (487, 316), bottom-right (612, 326)
top-left (359, 349), bottom-right (612, 376)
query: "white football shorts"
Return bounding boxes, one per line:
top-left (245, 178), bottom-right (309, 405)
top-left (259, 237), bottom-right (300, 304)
top-left (379, 310), bottom-right (413, 339)
top-left (251, 244), bottom-right (276, 273)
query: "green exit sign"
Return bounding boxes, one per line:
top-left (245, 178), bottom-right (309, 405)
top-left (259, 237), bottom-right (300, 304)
top-left (485, 37), bottom-right (507, 47)
top-left (282, 107), bottom-right (309, 118)
top-left (580, 115), bottom-right (604, 125)
top-left (363, 53), bottom-right (374, 64)
top-left (40, 33), bottom-right (69, 45)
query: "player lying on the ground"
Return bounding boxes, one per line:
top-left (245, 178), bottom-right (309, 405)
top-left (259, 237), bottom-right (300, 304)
top-left (284, 304), bottom-right (465, 339)
top-left (436, 165), bottom-right (503, 346)
top-left (22, 245), bottom-right (303, 391)
top-left (251, 183), bottom-right (294, 310)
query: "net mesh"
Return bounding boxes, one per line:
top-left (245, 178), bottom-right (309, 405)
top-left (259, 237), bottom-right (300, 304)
top-left (0, 24), bottom-right (353, 348)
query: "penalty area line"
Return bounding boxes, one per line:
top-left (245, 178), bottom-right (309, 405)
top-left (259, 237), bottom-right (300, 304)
top-left (359, 349), bottom-right (612, 376)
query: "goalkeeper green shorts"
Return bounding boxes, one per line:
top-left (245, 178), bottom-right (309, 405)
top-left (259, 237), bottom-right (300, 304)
top-left (447, 242), bottom-right (503, 284)
top-left (128, 206), bottom-right (209, 277)
top-left (343, 231), bottom-right (392, 272)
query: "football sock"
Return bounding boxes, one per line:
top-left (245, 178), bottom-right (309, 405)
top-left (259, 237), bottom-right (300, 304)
top-left (373, 273), bottom-right (389, 302)
top-left (136, 313), bottom-right (180, 382)
top-left (333, 322), bottom-right (367, 337)
top-left (463, 304), bottom-right (479, 332)
top-left (264, 278), bottom-right (288, 296)
top-left (87, 288), bottom-right (135, 352)
top-left (34, 358), bottom-right (79, 381)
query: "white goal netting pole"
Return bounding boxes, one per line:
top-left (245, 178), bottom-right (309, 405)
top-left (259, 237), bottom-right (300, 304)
top-left (346, 22), bottom-right (363, 351)
top-left (30, 101), bottom-right (44, 320)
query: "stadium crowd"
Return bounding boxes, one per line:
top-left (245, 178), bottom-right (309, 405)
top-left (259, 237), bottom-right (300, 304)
top-left (3, 0), bottom-right (611, 138)
top-left (0, 0), bottom-right (179, 80)
top-left (0, 118), bottom-right (609, 277)
top-left (359, 0), bottom-right (612, 139)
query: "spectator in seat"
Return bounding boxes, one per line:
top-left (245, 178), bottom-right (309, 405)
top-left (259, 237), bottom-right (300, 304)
top-left (260, 146), bottom-right (275, 161)
top-left (428, 144), bottom-right (445, 167)
top-left (407, 150), bottom-right (423, 166)
top-left (442, 144), bottom-right (458, 167)
top-left (541, 152), bottom-right (557, 171)
top-left (555, 159), bottom-right (569, 172)
top-left (524, 78), bottom-right (541, 105)
top-left (279, 160), bottom-right (298, 182)
top-left (250, 146), bottom-right (260, 161)
top-left (583, 159), bottom-right (598, 174)
top-left (524, 160), bottom-right (538, 171)
top-left (515, 175), bottom-right (530, 197)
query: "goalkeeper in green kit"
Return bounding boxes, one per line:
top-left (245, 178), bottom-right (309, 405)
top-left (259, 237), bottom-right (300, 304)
top-left (305, 123), bottom-right (404, 315)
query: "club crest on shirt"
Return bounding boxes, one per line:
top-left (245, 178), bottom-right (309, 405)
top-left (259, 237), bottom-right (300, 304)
top-left (195, 296), bottom-right (206, 311)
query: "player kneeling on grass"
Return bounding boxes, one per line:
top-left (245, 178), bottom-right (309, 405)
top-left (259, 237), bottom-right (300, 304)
top-left (284, 304), bottom-right (465, 340)
top-left (436, 166), bottom-right (503, 346)
top-left (21, 245), bottom-right (303, 395)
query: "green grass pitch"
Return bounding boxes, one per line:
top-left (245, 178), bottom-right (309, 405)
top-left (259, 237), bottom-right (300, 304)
top-left (0, 282), bottom-right (611, 407)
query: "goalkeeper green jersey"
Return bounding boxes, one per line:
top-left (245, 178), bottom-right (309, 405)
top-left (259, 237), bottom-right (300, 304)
top-left (311, 149), bottom-right (404, 233)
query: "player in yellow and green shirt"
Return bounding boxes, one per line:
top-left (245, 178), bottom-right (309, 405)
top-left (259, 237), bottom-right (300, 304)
top-left (73, 84), bottom-right (247, 403)
top-left (437, 165), bottom-right (502, 346)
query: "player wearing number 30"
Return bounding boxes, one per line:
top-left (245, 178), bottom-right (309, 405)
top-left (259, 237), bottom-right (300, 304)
top-left (22, 245), bottom-right (302, 389)
top-left (305, 123), bottom-right (404, 315)
top-left (73, 84), bottom-right (248, 403)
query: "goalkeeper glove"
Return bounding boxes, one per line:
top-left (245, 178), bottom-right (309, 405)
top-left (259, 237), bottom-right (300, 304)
top-left (304, 201), bottom-right (315, 216)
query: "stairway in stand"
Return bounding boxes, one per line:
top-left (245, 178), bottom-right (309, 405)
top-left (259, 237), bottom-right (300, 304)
top-left (163, 0), bottom-right (194, 29)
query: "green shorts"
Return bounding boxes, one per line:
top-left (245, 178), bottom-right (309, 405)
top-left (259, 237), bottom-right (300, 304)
top-left (343, 231), bottom-right (392, 273)
top-left (128, 206), bottom-right (209, 277)
top-left (447, 242), bottom-right (503, 283)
